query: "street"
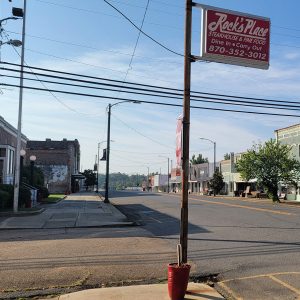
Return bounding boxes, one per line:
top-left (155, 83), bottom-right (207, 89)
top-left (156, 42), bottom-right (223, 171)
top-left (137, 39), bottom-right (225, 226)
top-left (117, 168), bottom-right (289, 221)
top-left (112, 191), bottom-right (300, 300)
top-left (1, 191), bottom-right (300, 299)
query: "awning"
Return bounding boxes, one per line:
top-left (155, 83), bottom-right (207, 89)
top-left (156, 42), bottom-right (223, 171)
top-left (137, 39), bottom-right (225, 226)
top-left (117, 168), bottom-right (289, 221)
top-left (249, 178), bottom-right (257, 183)
top-left (72, 174), bottom-right (85, 179)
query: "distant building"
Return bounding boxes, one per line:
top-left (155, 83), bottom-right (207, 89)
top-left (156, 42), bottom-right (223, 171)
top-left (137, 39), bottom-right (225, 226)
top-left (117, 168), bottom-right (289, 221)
top-left (189, 162), bottom-right (216, 194)
top-left (275, 123), bottom-right (300, 160)
top-left (152, 174), bottom-right (169, 192)
top-left (275, 124), bottom-right (300, 200)
top-left (0, 116), bottom-right (28, 184)
top-left (26, 138), bottom-right (82, 193)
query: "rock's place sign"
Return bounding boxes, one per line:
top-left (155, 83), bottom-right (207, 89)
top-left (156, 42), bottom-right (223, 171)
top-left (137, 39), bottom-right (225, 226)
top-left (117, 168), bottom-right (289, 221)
top-left (199, 5), bottom-right (270, 69)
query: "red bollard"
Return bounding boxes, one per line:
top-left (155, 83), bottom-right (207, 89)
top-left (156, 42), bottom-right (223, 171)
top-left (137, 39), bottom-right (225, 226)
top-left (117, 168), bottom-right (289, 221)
top-left (168, 263), bottom-right (191, 300)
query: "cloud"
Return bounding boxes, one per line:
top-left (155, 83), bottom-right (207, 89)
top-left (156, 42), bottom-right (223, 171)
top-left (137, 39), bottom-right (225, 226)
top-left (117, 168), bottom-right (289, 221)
top-left (284, 52), bottom-right (300, 60)
top-left (1, 45), bottom-right (300, 174)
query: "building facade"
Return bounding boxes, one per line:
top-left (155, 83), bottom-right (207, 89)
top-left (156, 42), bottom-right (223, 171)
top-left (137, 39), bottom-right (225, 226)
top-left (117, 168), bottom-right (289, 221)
top-left (25, 138), bottom-right (81, 193)
top-left (0, 116), bottom-right (28, 185)
top-left (275, 124), bottom-right (300, 160)
top-left (275, 124), bottom-right (300, 200)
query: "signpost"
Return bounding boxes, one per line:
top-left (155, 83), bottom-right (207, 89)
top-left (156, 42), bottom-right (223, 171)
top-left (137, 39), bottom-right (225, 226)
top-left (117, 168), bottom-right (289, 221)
top-left (197, 4), bottom-right (270, 69)
top-left (180, 2), bottom-right (270, 264)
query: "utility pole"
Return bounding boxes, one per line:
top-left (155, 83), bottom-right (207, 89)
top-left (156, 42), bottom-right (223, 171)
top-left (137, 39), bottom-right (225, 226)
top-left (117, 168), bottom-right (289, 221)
top-left (104, 104), bottom-right (111, 203)
top-left (167, 157), bottom-right (170, 193)
top-left (180, 0), bottom-right (192, 264)
top-left (97, 144), bottom-right (100, 192)
top-left (214, 141), bottom-right (216, 173)
top-left (13, 0), bottom-right (26, 212)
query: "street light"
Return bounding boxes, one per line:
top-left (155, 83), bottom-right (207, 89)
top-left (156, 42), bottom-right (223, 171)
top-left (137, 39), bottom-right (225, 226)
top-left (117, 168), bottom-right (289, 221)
top-left (0, 39), bottom-right (22, 47)
top-left (199, 137), bottom-right (216, 196)
top-left (20, 149), bottom-right (26, 183)
top-left (146, 166), bottom-right (150, 191)
top-left (11, 0), bottom-right (26, 212)
top-left (199, 138), bottom-right (216, 173)
top-left (104, 100), bottom-right (141, 203)
top-left (29, 155), bottom-right (36, 186)
top-left (159, 155), bottom-right (170, 193)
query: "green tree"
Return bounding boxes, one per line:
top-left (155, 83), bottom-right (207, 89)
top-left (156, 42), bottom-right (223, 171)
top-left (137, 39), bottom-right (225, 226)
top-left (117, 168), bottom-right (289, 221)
top-left (22, 165), bottom-right (44, 186)
top-left (190, 154), bottom-right (208, 165)
top-left (224, 153), bottom-right (230, 160)
top-left (236, 139), bottom-right (300, 202)
top-left (210, 170), bottom-right (224, 195)
top-left (82, 169), bottom-right (96, 189)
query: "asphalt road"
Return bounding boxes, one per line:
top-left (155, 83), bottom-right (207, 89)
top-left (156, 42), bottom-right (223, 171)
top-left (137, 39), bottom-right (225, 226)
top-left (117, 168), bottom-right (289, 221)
top-left (1, 191), bottom-right (300, 299)
top-left (111, 191), bottom-right (300, 300)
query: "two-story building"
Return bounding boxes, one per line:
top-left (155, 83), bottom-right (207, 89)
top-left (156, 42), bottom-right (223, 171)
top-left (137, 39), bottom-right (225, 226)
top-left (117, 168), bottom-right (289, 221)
top-left (0, 116), bottom-right (28, 185)
top-left (25, 138), bottom-right (82, 193)
top-left (275, 123), bottom-right (300, 200)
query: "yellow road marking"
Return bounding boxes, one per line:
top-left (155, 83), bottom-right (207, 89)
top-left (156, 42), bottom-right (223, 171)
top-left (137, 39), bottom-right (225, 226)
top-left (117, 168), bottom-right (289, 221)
top-left (187, 196), bottom-right (294, 216)
top-left (168, 193), bottom-right (294, 215)
top-left (269, 275), bottom-right (300, 295)
top-left (218, 282), bottom-right (243, 300)
top-left (220, 272), bottom-right (300, 283)
top-left (229, 198), bottom-right (270, 203)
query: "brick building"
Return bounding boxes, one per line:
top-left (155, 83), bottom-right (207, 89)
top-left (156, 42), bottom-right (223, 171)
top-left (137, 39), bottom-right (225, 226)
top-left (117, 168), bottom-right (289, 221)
top-left (0, 116), bottom-right (28, 184)
top-left (26, 138), bottom-right (81, 193)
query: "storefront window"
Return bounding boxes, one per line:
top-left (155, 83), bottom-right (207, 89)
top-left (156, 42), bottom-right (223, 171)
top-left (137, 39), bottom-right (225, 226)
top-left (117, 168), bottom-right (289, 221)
top-left (0, 148), bottom-right (6, 157)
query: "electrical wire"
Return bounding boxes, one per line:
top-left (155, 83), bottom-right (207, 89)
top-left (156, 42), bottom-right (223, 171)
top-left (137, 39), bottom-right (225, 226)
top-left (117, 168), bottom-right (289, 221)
top-left (1, 82), bottom-right (300, 118)
top-left (111, 112), bottom-right (174, 149)
top-left (2, 64), bottom-right (300, 108)
top-left (5, 30), bottom-right (183, 65)
top-left (116, 0), bottom-right (150, 96)
top-left (3, 73), bottom-right (300, 112)
top-left (4, 36), bottom-right (102, 116)
top-left (103, 0), bottom-right (183, 57)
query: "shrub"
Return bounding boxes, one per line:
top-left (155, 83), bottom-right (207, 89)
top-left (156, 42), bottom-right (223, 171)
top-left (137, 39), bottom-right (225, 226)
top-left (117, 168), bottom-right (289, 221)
top-left (36, 186), bottom-right (49, 200)
top-left (19, 186), bottom-right (31, 207)
top-left (0, 190), bottom-right (10, 209)
top-left (0, 184), bottom-right (14, 198)
top-left (0, 184), bottom-right (14, 208)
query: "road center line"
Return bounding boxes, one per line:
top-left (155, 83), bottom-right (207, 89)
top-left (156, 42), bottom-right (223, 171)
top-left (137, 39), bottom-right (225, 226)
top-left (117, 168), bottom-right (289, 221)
top-left (269, 275), bottom-right (300, 295)
top-left (168, 194), bottom-right (294, 216)
top-left (189, 197), bottom-right (294, 216)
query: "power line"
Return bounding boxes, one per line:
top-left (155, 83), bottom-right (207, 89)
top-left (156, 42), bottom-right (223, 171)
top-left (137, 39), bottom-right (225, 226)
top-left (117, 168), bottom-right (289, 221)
top-left (103, 0), bottom-right (183, 57)
top-left (23, 48), bottom-right (183, 85)
top-left (3, 73), bottom-right (300, 112)
top-left (33, 0), bottom-right (184, 56)
top-left (2, 62), bottom-right (300, 107)
top-left (34, 0), bottom-right (300, 35)
top-left (1, 82), bottom-right (300, 118)
top-left (117, 0), bottom-right (150, 94)
top-left (4, 34), bottom-right (102, 116)
top-left (111, 112), bottom-right (174, 149)
top-left (5, 30), bottom-right (183, 65)
top-left (104, 0), bottom-right (183, 17)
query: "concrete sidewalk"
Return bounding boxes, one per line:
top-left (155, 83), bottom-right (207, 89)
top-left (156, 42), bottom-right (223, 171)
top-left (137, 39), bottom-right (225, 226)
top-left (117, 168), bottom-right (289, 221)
top-left (40, 283), bottom-right (224, 300)
top-left (0, 192), bottom-right (133, 229)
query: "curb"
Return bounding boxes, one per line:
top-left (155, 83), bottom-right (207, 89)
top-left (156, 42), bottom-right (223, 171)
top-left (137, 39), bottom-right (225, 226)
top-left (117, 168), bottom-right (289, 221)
top-left (281, 200), bottom-right (300, 206)
top-left (40, 195), bottom-right (67, 204)
top-left (0, 207), bottom-right (45, 217)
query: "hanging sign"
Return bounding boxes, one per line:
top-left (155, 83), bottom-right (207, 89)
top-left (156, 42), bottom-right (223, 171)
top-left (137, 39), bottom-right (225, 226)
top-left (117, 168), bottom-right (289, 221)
top-left (175, 115), bottom-right (183, 167)
top-left (199, 4), bottom-right (270, 69)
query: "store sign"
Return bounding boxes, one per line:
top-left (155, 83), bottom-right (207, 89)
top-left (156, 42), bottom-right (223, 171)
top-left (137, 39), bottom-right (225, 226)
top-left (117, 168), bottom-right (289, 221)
top-left (200, 5), bottom-right (270, 69)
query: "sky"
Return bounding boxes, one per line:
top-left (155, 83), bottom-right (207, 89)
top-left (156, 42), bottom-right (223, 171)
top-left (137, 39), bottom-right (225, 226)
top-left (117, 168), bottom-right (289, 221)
top-left (1, 0), bottom-right (300, 175)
